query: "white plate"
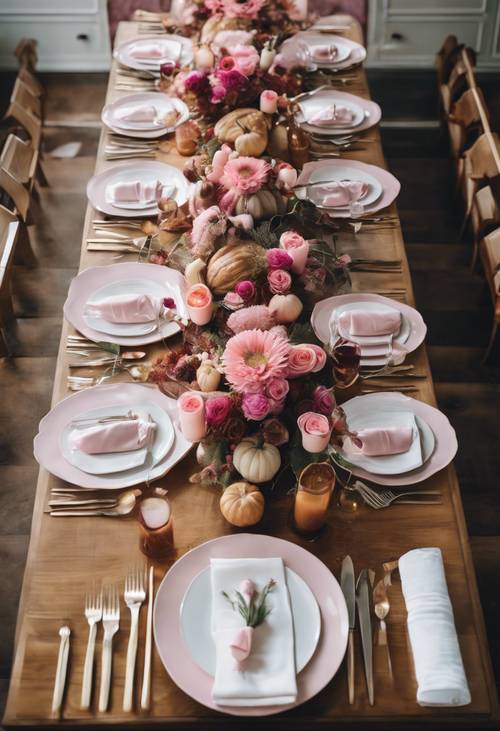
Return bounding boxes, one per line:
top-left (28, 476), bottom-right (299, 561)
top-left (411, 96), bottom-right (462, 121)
top-left (60, 401), bottom-right (174, 476)
top-left (332, 301), bottom-right (410, 346)
top-left (102, 93), bottom-right (190, 135)
top-left (114, 35), bottom-right (193, 71)
top-left (300, 164), bottom-right (382, 210)
top-left (84, 278), bottom-right (168, 337)
top-left (180, 566), bottom-right (320, 677)
top-left (298, 97), bottom-right (364, 130)
top-left (309, 40), bottom-right (352, 65)
top-left (293, 31), bottom-right (366, 70)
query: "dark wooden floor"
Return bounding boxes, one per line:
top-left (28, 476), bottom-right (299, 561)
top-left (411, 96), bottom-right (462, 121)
top-left (0, 69), bottom-right (498, 723)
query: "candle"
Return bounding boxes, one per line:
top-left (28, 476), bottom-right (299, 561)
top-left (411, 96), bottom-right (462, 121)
top-left (186, 283), bottom-right (213, 325)
top-left (139, 496), bottom-right (174, 560)
top-left (289, 0), bottom-right (308, 20)
top-left (260, 89), bottom-right (278, 114)
top-left (175, 120), bottom-right (200, 156)
top-left (178, 391), bottom-right (206, 441)
top-left (297, 411), bottom-right (332, 453)
top-left (293, 462), bottom-right (335, 536)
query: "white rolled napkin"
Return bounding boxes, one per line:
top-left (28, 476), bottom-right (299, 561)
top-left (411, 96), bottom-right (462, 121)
top-left (210, 557), bottom-right (297, 707)
top-left (399, 547), bottom-right (471, 707)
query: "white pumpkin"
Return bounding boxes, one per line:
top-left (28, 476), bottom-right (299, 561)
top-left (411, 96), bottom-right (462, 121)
top-left (196, 362), bottom-right (221, 392)
top-left (233, 435), bottom-right (281, 483)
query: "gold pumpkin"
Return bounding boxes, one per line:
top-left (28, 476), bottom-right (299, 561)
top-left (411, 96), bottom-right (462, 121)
top-left (206, 242), bottom-right (266, 293)
top-left (235, 189), bottom-right (287, 221)
top-left (220, 481), bottom-right (264, 527)
top-left (214, 108), bottom-right (269, 144)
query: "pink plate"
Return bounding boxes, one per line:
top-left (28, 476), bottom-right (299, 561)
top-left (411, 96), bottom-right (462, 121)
top-left (63, 262), bottom-right (187, 346)
top-left (297, 89), bottom-right (381, 136)
top-left (296, 159), bottom-right (400, 217)
top-left (340, 392), bottom-right (458, 486)
top-left (34, 383), bottom-right (192, 489)
top-left (311, 293), bottom-right (427, 354)
top-left (298, 31), bottom-right (366, 70)
top-left (153, 533), bottom-right (349, 717)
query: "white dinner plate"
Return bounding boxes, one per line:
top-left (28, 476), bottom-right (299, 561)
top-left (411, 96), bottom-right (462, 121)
top-left (60, 401), bottom-right (174, 475)
top-left (84, 278), bottom-right (168, 337)
top-left (309, 40), bottom-right (352, 65)
top-left (298, 97), bottom-right (365, 130)
top-left (102, 93), bottom-right (190, 136)
top-left (180, 566), bottom-right (321, 677)
top-left (332, 301), bottom-right (411, 346)
top-left (300, 164), bottom-right (382, 210)
top-left (114, 35), bottom-right (193, 71)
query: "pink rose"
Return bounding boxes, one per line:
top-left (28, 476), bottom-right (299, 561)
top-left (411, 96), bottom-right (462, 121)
top-left (265, 378), bottom-right (289, 401)
top-left (279, 231), bottom-right (310, 274)
top-left (275, 163), bottom-right (298, 192)
top-left (287, 344), bottom-right (318, 378)
top-left (235, 280), bottom-right (256, 302)
top-left (268, 268), bottom-right (292, 294)
top-left (312, 385), bottom-right (336, 416)
top-left (266, 248), bottom-right (293, 270)
top-left (262, 418), bottom-right (289, 446)
top-left (241, 392), bottom-right (270, 421)
top-left (206, 396), bottom-right (232, 427)
top-left (297, 411), bottom-right (332, 453)
top-left (223, 291), bottom-right (245, 310)
top-left (309, 344), bottom-right (327, 372)
top-left (231, 44), bottom-right (259, 76)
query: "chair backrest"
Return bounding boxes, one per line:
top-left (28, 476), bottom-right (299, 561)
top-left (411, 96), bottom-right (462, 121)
top-left (18, 67), bottom-right (43, 98)
top-left (467, 133), bottom-right (500, 180)
top-left (0, 205), bottom-right (19, 274)
top-left (473, 185), bottom-right (500, 235)
top-left (3, 100), bottom-right (41, 150)
top-left (10, 77), bottom-right (41, 119)
top-left (436, 35), bottom-right (459, 85)
top-left (14, 38), bottom-right (38, 71)
top-left (0, 134), bottom-right (36, 221)
top-left (450, 87), bottom-right (487, 129)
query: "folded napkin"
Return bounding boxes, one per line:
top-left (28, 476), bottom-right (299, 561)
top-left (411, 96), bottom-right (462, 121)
top-left (211, 557), bottom-right (297, 707)
top-left (318, 180), bottom-right (368, 208)
top-left (346, 425), bottom-right (414, 456)
top-left (311, 44), bottom-right (337, 62)
top-left (129, 42), bottom-right (167, 59)
top-left (308, 104), bottom-right (355, 127)
top-left (338, 309), bottom-right (401, 337)
top-left (86, 293), bottom-right (161, 324)
top-left (106, 179), bottom-right (163, 203)
top-left (70, 418), bottom-right (156, 455)
top-left (117, 105), bottom-right (157, 123)
top-left (399, 548), bottom-right (471, 707)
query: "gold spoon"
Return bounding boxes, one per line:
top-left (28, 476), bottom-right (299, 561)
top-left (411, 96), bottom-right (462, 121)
top-left (49, 489), bottom-right (141, 517)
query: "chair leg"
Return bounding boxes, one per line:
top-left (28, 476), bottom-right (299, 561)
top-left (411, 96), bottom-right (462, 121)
top-left (470, 237), bottom-right (480, 272)
top-left (0, 329), bottom-right (10, 358)
top-left (482, 320), bottom-right (498, 363)
top-left (15, 222), bottom-right (36, 267)
top-left (36, 159), bottom-right (49, 187)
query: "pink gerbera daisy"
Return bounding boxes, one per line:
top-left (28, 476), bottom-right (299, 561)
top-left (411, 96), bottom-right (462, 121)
top-left (222, 328), bottom-right (290, 393)
top-left (220, 157), bottom-right (270, 196)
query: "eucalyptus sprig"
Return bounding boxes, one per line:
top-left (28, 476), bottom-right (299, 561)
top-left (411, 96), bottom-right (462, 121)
top-left (222, 578), bottom-right (276, 628)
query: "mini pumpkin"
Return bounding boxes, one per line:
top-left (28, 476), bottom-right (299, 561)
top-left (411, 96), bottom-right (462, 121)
top-left (220, 481), bottom-right (264, 527)
top-left (196, 361), bottom-right (221, 392)
top-left (215, 109), bottom-right (270, 156)
top-left (234, 189), bottom-right (286, 221)
top-left (233, 435), bottom-right (281, 483)
top-left (206, 241), bottom-right (266, 293)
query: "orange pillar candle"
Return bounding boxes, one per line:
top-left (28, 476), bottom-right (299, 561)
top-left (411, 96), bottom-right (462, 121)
top-left (293, 463), bottom-right (335, 536)
top-left (139, 496), bottom-right (174, 560)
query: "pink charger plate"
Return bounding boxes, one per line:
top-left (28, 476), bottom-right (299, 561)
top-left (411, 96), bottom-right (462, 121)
top-left (298, 89), bottom-right (381, 136)
top-left (63, 261), bottom-right (187, 347)
top-left (311, 293), bottom-right (427, 354)
top-left (340, 392), bottom-right (458, 486)
top-left (34, 383), bottom-right (192, 489)
top-left (153, 532), bottom-right (349, 717)
top-left (296, 159), bottom-right (400, 217)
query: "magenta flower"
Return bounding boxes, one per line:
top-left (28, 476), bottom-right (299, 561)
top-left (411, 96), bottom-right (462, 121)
top-left (235, 280), bottom-right (256, 302)
top-left (242, 392), bottom-right (271, 421)
top-left (312, 385), bottom-right (336, 416)
top-left (266, 248), bottom-right (293, 270)
top-left (206, 396), bottom-right (232, 427)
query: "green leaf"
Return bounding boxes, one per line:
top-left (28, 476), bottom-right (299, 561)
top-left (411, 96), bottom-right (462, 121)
top-left (95, 341), bottom-right (120, 355)
top-left (288, 321), bottom-right (321, 345)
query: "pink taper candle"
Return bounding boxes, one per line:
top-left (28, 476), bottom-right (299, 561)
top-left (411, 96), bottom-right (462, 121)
top-left (186, 283), bottom-right (213, 325)
top-left (178, 392), bottom-right (206, 442)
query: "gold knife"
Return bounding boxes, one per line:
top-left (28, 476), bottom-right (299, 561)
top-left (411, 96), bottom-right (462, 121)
top-left (340, 555), bottom-right (356, 704)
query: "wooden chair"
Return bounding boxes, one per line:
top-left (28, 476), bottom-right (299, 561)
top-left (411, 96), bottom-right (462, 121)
top-left (479, 227), bottom-right (500, 361)
top-left (0, 134), bottom-right (38, 222)
top-left (3, 100), bottom-right (41, 150)
top-left (0, 205), bottom-right (20, 356)
top-left (440, 57), bottom-right (469, 118)
top-left (436, 35), bottom-right (460, 86)
top-left (448, 86), bottom-right (486, 158)
top-left (10, 77), bottom-right (42, 119)
top-left (18, 67), bottom-right (43, 98)
top-left (457, 132), bottom-right (500, 233)
top-left (470, 183), bottom-right (500, 269)
top-left (14, 38), bottom-right (38, 71)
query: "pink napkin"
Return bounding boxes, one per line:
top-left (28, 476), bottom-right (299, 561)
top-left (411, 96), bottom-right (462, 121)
top-left (118, 105), bottom-right (157, 123)
top-left (70, 419), bottom-right (156, 454)
top-left (308, 105), bottom-right (355, 127)
top-left (311, 44), bottom-right (337, 62)
top-left (130, 43), bottom-right (166, 59)
top-left (338, 309), bottom-right (401, 337)
top-left (319, 180), bottom-right (368, 207)
top-left (346, 426), bottom-right (414, 456)
top-left (86, 293), bottom-right (161, 324)
top-left (107, 179), bottom-right (163, 203)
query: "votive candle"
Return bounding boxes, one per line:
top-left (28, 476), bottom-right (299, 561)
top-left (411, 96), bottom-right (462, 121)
top-left (294, 464), bottom-right (335, 536)
top-left (178, 391), bottom-right (206, 441)
top-left (139, 496), bottom-right (174, 560)
top-left (186, 283), bottom-right (213, 325)
top-left (260, 89), bottom-right (278, 114)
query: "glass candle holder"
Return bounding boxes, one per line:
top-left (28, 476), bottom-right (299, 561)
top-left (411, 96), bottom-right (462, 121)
top-left (139, 496), bottom-right (174, 560)
top-left (175, 120), bottom-right (200, 156)
top-left (293, 462), bottom-right (335, 538)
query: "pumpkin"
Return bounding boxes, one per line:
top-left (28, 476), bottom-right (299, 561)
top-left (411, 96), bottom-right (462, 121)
top-left (267, 123), bottom-right (290, 162)
top-left (220, 481), bottom-right (264, 527)
top-left (206, 242), bottom-right (266, 293)
top-left (268, 293), bottom-right (303, 324)
top-left (233, 436), bottom-right (281, 483)
top-left (235, 130), bottom-right (267, 157)
top-left (184, 258), bottom-right (206, 287)
top-left (234, 189), bottom-right (286, 221)
top-left (215, 108), bottom-right (268, 144)
top-left (196, 361), bottom-right (221, 392)
top-left (200, 16), bottom-right (246, 44)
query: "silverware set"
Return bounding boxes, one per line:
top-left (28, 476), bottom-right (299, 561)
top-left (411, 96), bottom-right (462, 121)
top-left (47, 487), bottom-right (142, 517)
top-left (105, 136), bottom-right (160, 161)
top-left (344, 480), bottom-right (442, 508)
top-left (65, 335), bottom-right (148, 390)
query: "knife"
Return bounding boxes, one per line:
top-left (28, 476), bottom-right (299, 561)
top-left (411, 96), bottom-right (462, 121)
top-left (356, 569), bottom-right (374, 705)
top-left (340, 555), bottom-right (356, 704)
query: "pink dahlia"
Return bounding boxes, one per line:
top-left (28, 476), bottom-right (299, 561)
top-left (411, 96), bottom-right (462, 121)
top-left (222, 328), bottom-right (290, 393)
top-left (227, 304), bottom-right (274, 334)
top-left (221, 157), bottom-right (270, 196)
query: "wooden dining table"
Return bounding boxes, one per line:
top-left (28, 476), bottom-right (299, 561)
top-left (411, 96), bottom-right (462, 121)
top-left (3, 17), bottom-right (498, 730)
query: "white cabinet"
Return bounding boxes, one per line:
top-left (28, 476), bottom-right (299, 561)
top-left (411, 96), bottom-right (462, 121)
top-left (0, 0), bottom-right (111, 71)
top-left (367, 0), bottom-right (500, 70)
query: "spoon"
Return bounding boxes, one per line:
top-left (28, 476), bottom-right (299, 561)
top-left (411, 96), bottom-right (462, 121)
top-left (49, 489), bottom-right (141, 517)
top-left (52, 626), bottom-right (71, 716)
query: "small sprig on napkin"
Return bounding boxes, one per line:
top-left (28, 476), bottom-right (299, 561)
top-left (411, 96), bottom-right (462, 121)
top-left (222, 579), bottom-right (276, 670)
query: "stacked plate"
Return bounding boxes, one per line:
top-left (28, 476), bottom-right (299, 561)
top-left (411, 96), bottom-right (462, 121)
top-left (295, 160), bottom-right (401, 217)
top-left (64, 262), bottom-right (187, 346)
top-left (34, 383), bottom-right (192, 489)
top-left (285, 31), bottom-right (366, 71)
top-left (311, 293), bottom-right (427, 367)
top-left (102, 92), bottom-right (189, 139)
top-left (295, 90), bottom-right (381, 137)
top-left (114, 35), bottom-right (194, 71)
top-left (154, 533), bottom-right (349, 716)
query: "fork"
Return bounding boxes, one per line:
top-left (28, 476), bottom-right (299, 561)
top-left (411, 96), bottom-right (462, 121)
top-left (99, 585), bottom-right (120, 713)
top-left (353, 481), bottom-right (441, 509)
top-left (81, 587), bottom-right (103, 710)
top-left (123, 566), bottom-right (147, 712)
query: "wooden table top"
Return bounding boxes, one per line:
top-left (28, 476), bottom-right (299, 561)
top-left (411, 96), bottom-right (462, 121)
top-left (3, 19), bottom-right (498, 729)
